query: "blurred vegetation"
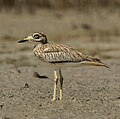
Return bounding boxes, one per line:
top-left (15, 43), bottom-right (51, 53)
top-left (0, 0), bottom-right (120, 13)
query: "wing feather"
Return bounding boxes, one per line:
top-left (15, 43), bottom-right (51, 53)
top-left (33, 43), bottom-right (109, 68)
top-left (42, 44), bottom-right (86, 63)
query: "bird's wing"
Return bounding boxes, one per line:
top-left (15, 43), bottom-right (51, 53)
top-left (42, 44), bottom-right (109, 68)
top-left (42, 44), bottom-right (83, 63)
top-left (42, 44), bottom-right (92, 63)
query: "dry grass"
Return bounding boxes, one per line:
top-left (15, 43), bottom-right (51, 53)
top-left (0, 0), bottom-right (120, 13)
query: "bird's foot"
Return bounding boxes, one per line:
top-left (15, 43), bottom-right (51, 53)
top-left (51, 98), bottom-right (57, 101)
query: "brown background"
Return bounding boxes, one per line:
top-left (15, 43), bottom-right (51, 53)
top-left (0, 1), bottom-right (120, 119)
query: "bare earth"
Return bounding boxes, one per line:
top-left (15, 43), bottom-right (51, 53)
top-left (0, 10), bottom-right (120, 119)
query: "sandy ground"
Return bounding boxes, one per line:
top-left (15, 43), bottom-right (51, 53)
top-left (0, 10), bottom-right (120, 119)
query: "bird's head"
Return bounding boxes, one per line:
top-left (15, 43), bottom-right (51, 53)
top-left (18, 32), bottom-right (48, 44)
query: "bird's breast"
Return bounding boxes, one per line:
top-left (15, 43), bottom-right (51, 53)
top-left (33, 46), bottom-right (45, 62)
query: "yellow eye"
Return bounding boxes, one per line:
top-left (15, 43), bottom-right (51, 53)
top-left (33, 34), bottom-right (40, 39)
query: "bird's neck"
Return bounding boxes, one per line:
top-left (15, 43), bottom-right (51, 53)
top-left (33, 42), bottom-right (49, 48)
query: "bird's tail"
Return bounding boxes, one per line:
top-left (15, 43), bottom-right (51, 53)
top-left (80, 61), bottom-right (109, 68)
top-left (80, 56), bottom-right (109, 68)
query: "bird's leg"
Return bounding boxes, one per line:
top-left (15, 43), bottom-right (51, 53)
top-left (59, 69), bottom-right (64, 100)
top-left (52, 70), bottom-right (58, 101)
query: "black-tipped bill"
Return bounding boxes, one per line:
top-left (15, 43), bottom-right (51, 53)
top-left (18, 39), bottom-right (28, 43)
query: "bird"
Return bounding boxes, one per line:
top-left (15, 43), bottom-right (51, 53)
top-left (18, 32), bottom-right (109, 101)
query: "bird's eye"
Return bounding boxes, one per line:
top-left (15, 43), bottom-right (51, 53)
top-left (33, 34), bottom-right (40, 39)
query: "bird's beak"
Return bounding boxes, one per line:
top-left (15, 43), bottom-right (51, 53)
top-left (18, 36), bottom-right (33, 43)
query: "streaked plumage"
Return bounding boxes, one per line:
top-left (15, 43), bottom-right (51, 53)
top-left (33, 43), bottom-right (108, 67)
top-left (18, 32), bottom-right (109, 101)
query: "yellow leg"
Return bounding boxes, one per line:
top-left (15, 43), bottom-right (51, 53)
top-left (52, 70), bottom-right (58, 101)
top-left (59, 69), bottom-right (63, 100)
